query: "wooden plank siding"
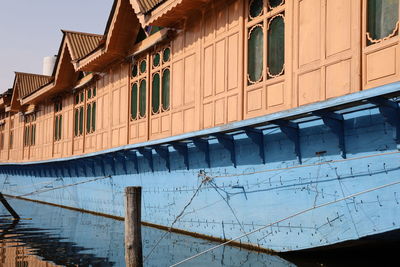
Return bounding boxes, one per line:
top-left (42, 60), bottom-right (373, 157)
top-left (0, 0), bottom-right (399, 163)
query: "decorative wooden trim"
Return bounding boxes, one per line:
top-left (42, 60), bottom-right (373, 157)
top-left (366, 21), bottom-right (399, 45)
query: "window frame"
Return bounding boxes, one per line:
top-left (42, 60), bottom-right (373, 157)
top-left (365, 0), bottom-right (400, 46)
top-left (54, 100), bottom-right (63, 142)
top-left (74, 85), bottom-right (97, 138)
top-left (23, 113), bottom-right (36, 147)
top-left (130, 55), bottom-right (149, 121)
top-left (246, 0), bottom-right (286, 86)
top-left (150, 45), bottom-right (172, 116)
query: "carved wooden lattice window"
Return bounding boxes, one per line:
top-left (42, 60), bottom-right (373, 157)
top-left (151, 46), bottom-right (171, 115)
top-left (247, 0), bottom-right (285, 84)
top-left (54, 100), bottom-right (62, 141)
top-left (74, 90), bottom-right (85, 137)
top-left (0, 123), bottom-right (5, 150)
top-left (23, 113), bottom-right (36, 147)
top-left (86, 86), bottom-right (97, 134)
top-left (131, 56), bottom-right (148, 120)
top-left (367, 0), bottom-right (399, 45)
top-left (9, 118), bottom-right (14, 149)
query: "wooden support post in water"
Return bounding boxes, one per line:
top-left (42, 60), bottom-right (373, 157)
top-left (0, 193), bottom-right (20, 219)
top-left (125, 186), bottom-right (143, 267)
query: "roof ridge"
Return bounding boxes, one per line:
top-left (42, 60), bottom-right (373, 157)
top-left (14, 72), bottom-right (52, 78)
top-left (61, 29), bottom-right (103, 38)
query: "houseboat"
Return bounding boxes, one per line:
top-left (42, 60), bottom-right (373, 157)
top-left (1, 0), bottom-right (400, 256)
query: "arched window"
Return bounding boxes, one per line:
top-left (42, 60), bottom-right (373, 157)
top-left (130, 57), bottom-right (148, 121)
top-left (54, 100), bottom-right (62, 141)
top-left (150, 46), bottom-right (171, 114)
top-left (247, 0), bottom-right (285, 84)
top-left (367, 0), bottom-right (399, 45)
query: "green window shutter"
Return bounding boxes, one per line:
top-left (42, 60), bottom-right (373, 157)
top-left (248, 25), bottom-right (264, 84)
top-left (139, 80), bottom-right (147, 117)
top-left (59, 116), bottom-right (62, 140)
top-left (26, 126), bottom-right (30, 146)
top-left (162, 69), bottom-right (170, 110)
top-left (74, 109), bottom-right (79, 137)
top-left (32, 125), bottom-right (36, 146)
top-left (269, 0), bottom-right (284, 9)
top-left (153, 53), bottom-right (160, 68)
top-left (55, 116), bottom-right (59, 141)
top-left (367, 0), bottom-right (399, 43)
top-left (152, 73), bottom-right (160, 113)
top-left (92, 102), bottom-right (96, 132)
top-left (249, 0), bottom-right (263, 19)
top-left (87, 103), bottom-right (92, 134)
top-left (9, 132), bottom-right (13, 149)
top-left (268, 15), bottom-right (285, 78)
top-left (79, 107), bottom-right (84, 135)
top-left (163, 48), bottom-right (171, 62)
top-left (132, 64), bottom-right (138, 77)
top-left (131, 83), bottom-right (138, 120)
top-left (140, 60), bottom-right (147, 74)
top-left (23, 127), bottom-right (26, 146)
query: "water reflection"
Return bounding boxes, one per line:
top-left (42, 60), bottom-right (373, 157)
top-left (0, 198), bottom-right (294, 266)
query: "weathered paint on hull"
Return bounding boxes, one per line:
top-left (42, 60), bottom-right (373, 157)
top-left (0, 104), bottom-right (399, 253)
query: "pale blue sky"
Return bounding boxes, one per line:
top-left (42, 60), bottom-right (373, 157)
top-left (0, 0), bottom-right (113, 92)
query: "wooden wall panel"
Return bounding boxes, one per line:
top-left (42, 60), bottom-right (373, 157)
top-left (107, 64), bottom-right (129, 149)
top-left (244, 0), bottom-right (292, 119)
top-left (362, 0), bottom-right (400, 90)
top-left (9, 114), bottom-right (23, 161)
top-left (298, 0), bottom-right (321, 67)
top-left (201, 0), bottom-right (243, 128)
top-left (148, 18), bottom-right (201, 141)
top-left (294, 0), bottom-right (361, 106)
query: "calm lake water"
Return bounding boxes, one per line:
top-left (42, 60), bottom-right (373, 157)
top-left (0, 197), bottom-right (295, 267)
top-left (0, 197), bottom-right (397, 266)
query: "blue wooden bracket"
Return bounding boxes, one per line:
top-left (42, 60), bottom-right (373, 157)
top-left (74, 163), bottom-right (80, 177)
top-left (138, 147), bottom-right (154, 172)
top-left (243, 127), bottom-right (265, 164)
top-left (63, 163), bottom-right (72, 177)
top-left (172, 142), bottom-right (189, 170)
top-left (79, 162), bottom-right (87, 177)
top-left (94, 156), bottom-right (106, 176)
top-left (34, 169), bottom-right (39, 177)
top-left (85, 159), bottom-right (97, 176)
top-left (52, 166), bottom-right (57, 177)
top-left (214, 133), bottom-right (237, 168)
top-left (103, 154), bottom-right (116, 175)
top-left (313, 110), bottom-right (346, 159)
top-left (272, 120), bottom-right (302, 164)
top-left (369, 97), bottom-right (400, 144)
top-left (125, 150), bottom-right (139, 174)
top-left (59, 164), bottom-right (66, 177)
top-left (116, 152), bottom-right (128, 174)
top-left (192, 138), bottom-right (211, 168)
top-left (155, 146), bottom-right (170, 172)
top-left (48, 166), bottom-right (55, 177)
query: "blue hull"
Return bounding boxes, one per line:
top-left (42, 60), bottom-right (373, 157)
top-left (1, 87), bottom-right (400, 253)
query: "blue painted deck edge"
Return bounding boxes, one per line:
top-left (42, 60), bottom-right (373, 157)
top-left (1, 81), bottom-right (399, 166)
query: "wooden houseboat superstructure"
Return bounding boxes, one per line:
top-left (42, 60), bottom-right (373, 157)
top-left (0, 0), bottom-right (400, 254)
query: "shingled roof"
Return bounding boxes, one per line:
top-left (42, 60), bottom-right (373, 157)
top-left (63, 30), bottom-right (103, 61)
top-left (135, 0), bottom-right (165, 13)
top-left (14, 72), bottom-right (52, 99)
